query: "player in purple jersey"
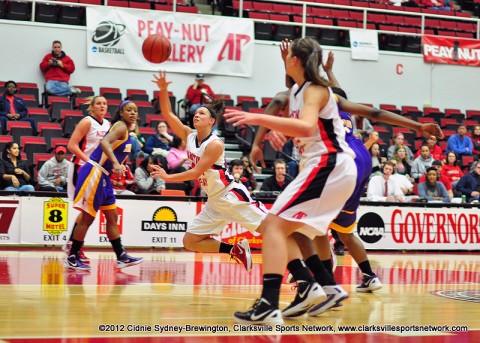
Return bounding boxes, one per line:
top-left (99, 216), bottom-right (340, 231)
top-left (65, 100), bottom-right (144, 271)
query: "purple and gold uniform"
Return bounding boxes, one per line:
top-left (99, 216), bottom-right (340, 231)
top-left (330, 104), bottom-right (372, 233)
top-left (73, 122), bottom-right (131, 217)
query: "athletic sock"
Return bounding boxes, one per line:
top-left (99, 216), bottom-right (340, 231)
top-left (305, 254), bottom-right (336, 286)
top-left (110, 237), bottom-right (125, 259)
top-left (260, 274), bottom-right (283, 307)
top-left (321, 259), bottom-right (334, 277)
top-left (70, 239), bottom-right (83, 256)
top-left (287, 259), bottom-right (315, 283)
top-left (219, 242), bottom-right (233, 254)
top-left (358, 260), bottom-right (375, 276)
top-left (68, 223), bottom-right (78, 242)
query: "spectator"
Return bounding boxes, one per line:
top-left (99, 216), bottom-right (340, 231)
top-left (0, 142), bottom-right (34, 192)
top-left (471, 125), bottom-right (480, 155)
top-left (441, 151), bottom-right (463, 188)
top-left (134, 155), bottom-right (166, 194)
top-left (39, 40), bottom-right (80, 97)
top-left (351, 115), bottom-right (373, 139)
top-left (418, 167), bottom-right (451, 202)
top-left (367, 161), bottom-right (404, 202)
top-left (446, 124), bottom-right (473, 157)
top-left (389, 159), bottom-right (414, 195)
top-left (37, 146), bottom-right (71, 192)
top-left (420, 160), bottom-right (454, 199)
top-left (455, 161), bottom-right (480, 203)
top-left (369, 141), bottom-right (386, 175)
top-left (281, 140), bottom-right (300, 178)
top-left (144, 121), bottom-right (174, 156)
top-left (387, 133), bottom-right (414, 160)
top-left (414, 135), bottom-right (443, 161)
top-left (167, 136), bottom-right (191, 173)
top-left (230, 159), bottom-right (253, 194)
top-left (0, 80), bottom-right (37, 135)
top-left (260, 159), bottom-right (294, 192)
top-left (411, 144), bottom-right (434, 181)
top-left (241, 154), bottom-right (257, 191)
top-left (392, 145), bottom-right (414, 183)
top-left (185, 73), bottom-right (215, 123)
top-left (111, 164), bottom-right (135, 195)
top-left (128, 121), bottom-right (145, 162)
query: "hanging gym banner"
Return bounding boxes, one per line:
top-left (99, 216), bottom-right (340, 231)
top-left (422, 35), bottom-right (480, 67)
top-left (86, 7), bottom-right (254, 77)
top-left (349, 29), bottom-right (379, 61)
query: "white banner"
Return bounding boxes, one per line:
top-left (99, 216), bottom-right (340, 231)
top-left (350, 29), bottom-right (379, 61)
top-left (86, 7), bottom-right (254, 77)
top-left (355, 205), bottom-right (480, 250)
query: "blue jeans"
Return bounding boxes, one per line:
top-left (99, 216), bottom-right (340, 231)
top-left (46, 80), bottom-right (72, 97)
top-left (4, 185), bottom-right (35, 192)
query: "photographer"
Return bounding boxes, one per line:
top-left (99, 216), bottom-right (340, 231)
top-left (39, 40), bottom-right (80, 97)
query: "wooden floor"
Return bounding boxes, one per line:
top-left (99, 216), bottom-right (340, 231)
top-left (0, 247), bottom-right (479, 342)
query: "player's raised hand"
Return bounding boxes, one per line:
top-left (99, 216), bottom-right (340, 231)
top-left (419, 123), bottom-right (444, 141)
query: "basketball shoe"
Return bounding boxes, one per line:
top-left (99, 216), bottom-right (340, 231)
top-left (116, 252), bottom-right (144, 269)
top-left (307, 285), bottom-right (349, 316)
top-left (356, 274), bottom-right (382, 292)
top-left (282, 281), bottom-right (326, 317)
top-left (230, 238), bottom-right (252, 272)
top-left (62, 241), bottom-right (90, 263)
top-left (234, 298), bottom-right (283, 325)
top-left (64, 254), bottom-right (91, 271)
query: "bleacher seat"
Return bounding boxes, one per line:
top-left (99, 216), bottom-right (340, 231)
top-left (50, 138), bottom-right (69, 152)
top-left (7, 121), bottom-right (33, 143)
top-left (20, 136), bottom-right (47, 167)
top-left (61, 110), bottom-right (84, 137)
top-left (17, 82), bottom-right (40, 104)
top-left (35, 2), bottom-right (59, 23)
top-left (5, 1), bottom-right (31, 21)
top-left (138, 127), bottom-right (156, 142)
top-left (33, 152), bottom-right (54, 172)
top-left (28, 108), bottom-right (50, 124)
top-left (57, 5), bottom-right (84, 26)
top-left (100, 87), bottom-right (122, 101)
top-left (48, 96), bottom-right (71, 122)
top-left (127, 89), bottom-right (149, 102)
top-left (38, 122), bottom-right (63, 150)
top-left (0, 135), bottom-right (13, 152)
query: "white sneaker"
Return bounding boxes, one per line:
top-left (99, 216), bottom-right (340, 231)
top-left (282, 281), bottom-right (326, 317)
top-left (307, 285), bottom-right (349, 316)
top-left (356, 274), bottom-right (382, 292)
top-left (69, 86), bottom-right (81, 95)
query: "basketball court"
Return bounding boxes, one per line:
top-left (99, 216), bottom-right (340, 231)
top-left (0, 248), bottom-right (478, 342)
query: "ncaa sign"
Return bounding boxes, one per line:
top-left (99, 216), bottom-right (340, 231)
top-left (357, 212), bottom-right (385, 244)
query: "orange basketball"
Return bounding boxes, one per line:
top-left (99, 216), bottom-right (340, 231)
top-left (142, 34), bottom-right (171, 64)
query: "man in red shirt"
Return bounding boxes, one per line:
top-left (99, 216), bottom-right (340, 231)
top-left (0, 81), bottom-right (37, 135)
top-left (184, 73), bottom-right (215, 125)
top-left (39, 40), bottom-right (80, 97)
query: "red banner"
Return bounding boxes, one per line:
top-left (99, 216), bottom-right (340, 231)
top-left (422, 35), bottom-right (480, 66)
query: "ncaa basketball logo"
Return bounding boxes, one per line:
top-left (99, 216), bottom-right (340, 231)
top-left (357, 212), bottom-right (385, 244)
top-left (92, 21), bottom-right (126, 47)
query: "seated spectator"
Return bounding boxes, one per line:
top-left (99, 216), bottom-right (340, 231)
top-left (0, 81), bottom-right (38, 135)
top-left (241, 154), bottom-right (257, 191)
top-left (185, 73), bottom-right (215, 122)
top-left (230, 159), bottom-right (254, 194)
top-left (420, 160), bottom-right (454, 199)
top-left (167, 136), bottom-right (191, 174)
top-left (455, 161), bottom-right (480, 203)
top-left (111, 163), bottom-right (135, 195)
top-left (428, 0), bottom-right (452, 10)
top-left (37, 146), bottom-right (71, 192)
top-left (39, 40), bottom-right (80, 97)
top-left (392, 145), bottom-right (414, 183)
top-left (414, 135), bottom-right (443, 161)
top-left (367, 161), bottom-right (405, 202)
top-left (260, 159), bottom-right (294, 192)
top-left (387, 133), bottom-right (414, 160)
top-left (418, 167), bottom-right (451, 202)
top-left (351, 115), bottom-right (373, 139)
top-left (144, 121), bottom-right (174, 156)
top-left (282, 140), bottom-right (300, 178)
top-left (0, 142), bottom-right (35, 192)
top-left (389, 159), bottom-right (414, 195)
top-left (128, 121), bottom-right (145, 162)
top-left (441, 151), bottom-right (463, 188)
top-left (369, 141), bottom-right (386, 175)
top-left (447, 124), bottom-right (473, 157)
top-left (134, 156), bottom-right (166, 194)
top-left (411, 144), bottom-right (434, 181)
top-left (471, 125), bottom-right (480, 155)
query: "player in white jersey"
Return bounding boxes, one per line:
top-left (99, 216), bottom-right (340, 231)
top-left (64, 96), bottom-right (111, 262)
top-left (225, 38), bottom-right (357, 324)
top-left (150, 71), bottom-right (267, 272)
